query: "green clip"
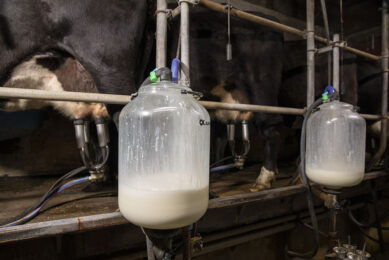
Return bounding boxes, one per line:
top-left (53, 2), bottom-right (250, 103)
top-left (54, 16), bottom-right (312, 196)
top-left (150, 71), bottom-right (158, 83)
top-left (322, 93), bottom-right (329, 101)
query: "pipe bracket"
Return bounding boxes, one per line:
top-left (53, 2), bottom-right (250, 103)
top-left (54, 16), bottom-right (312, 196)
top-left (155, 9), bottom-right (173, 17)
top-left (178, 0), bottom-right (200, 5)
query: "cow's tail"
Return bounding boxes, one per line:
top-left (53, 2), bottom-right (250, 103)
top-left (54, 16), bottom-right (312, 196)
top-left (0, 15), bottom-right (15, 49)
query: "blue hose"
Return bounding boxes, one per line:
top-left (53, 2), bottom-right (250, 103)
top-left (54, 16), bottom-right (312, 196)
top-left (3, 176), bottom-right (90, 227)
top-left (210, 164), bottom-right (235, 173)
top-left (171, 58), bottom-right (180, 83)
top-left (58, 176), bottom-right (90, 192)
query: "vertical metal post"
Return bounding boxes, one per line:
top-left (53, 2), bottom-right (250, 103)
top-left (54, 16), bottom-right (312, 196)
top-left (368, 0), bottom-right (388, 170)
top-left (333, 34), bottom-right (340, 93)
top-left (146, 235), bottom-right (156, 260)
top-left (156, 0), bottom-right (168, 68)
top-left (306, 0), bottom-right (315, 107)
top-left (182, 226), bottom-right (191, 260)
top-left (180, 1), bottom-right (190, 87)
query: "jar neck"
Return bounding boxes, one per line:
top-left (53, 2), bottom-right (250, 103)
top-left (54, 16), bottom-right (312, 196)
top-left (138, 82), bottom-right (192, 95)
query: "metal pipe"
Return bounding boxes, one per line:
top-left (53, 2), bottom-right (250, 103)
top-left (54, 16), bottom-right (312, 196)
top-left (0, 87), bottom-right (383, 120)
top-left (182, 226), bottom-right (191, 260)
top-left (368, 0), bottom-right (389, 170)
top-left (199, 0), bottom-right (380, 61)
top-left (180, 0), bottom-right (190, 86)
top-left (333, 34), bottom-right (340, 93)
top-left (156, 0), bottom-right (168, 68)
top-left (306, 0), bottom-right (315, 107)
top-left (319, 0), bottom-right (332, 86)
top-left (193, 223), bottom-right (296, 257)
top-left (209, 171), bottom-right (387, 209)
top-left (170, 6), bottom-right (181, 20)
top-left (146, 236), bottom-right (156, 260)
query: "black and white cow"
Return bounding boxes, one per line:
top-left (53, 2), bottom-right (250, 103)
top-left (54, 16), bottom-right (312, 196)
top-left (0, 0), bottom-right (155, 100)
top-left (0, 0), bottom-right (156, 174)
top-left (1, 2), bottom-right (286, 191)
top-left (0, 52), bottom-right (108, 119)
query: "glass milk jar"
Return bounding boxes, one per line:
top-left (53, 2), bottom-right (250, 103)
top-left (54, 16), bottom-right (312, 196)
top-left (306, 101), bottom-right (366, 189)
top-left (118, 81), bottom-right (210, 229)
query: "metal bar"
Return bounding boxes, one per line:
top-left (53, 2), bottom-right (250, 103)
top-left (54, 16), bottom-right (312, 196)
top-left (146, 235), bottom-right (156, 260)
top-left (0, 212), bottom-right (126, 243)
top-left (0, 87), bottom-right (383, 120)
top-left (368, 0), bottom-right (389, 170)
top-left (333, 34), bottom-right (340, 93)
top-left (209, 171), bottom-right (388, 209)
top-left (202, 214), bottom-right (298, 243)
top-left (319, 0), bottom-right (332, 86)
top-left (209, 184), bottom-right (305, 209)
top-left (180, 1), bottom-right (190, 86)
top-left (0, 171), bottom-right (386, 244)
top-left (199, 100), bottom-right (305, 115)
top-left (170, 6), bottom-right (181, 20)
top-left (193, 223), bottom-right (296, 257)
top-left (306, 0), bottom-right (315, 107)
top-left (182, 226), bottom-right (191, 260)
top-left (156, 0), bottom-right (168, 68)
top-left (199, 0), bottom-right (380, 61)
top-left (195, 210), bottom-right (330, 257)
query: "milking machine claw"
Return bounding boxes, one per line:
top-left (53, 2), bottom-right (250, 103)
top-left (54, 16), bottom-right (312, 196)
top-left (73, 117), bottom-right (110, 182)
top-left (227, 120), bottom-right (251, 169)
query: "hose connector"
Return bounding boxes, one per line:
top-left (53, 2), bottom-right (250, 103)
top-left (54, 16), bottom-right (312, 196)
top-left (171, 58), bottom-right (180, 83)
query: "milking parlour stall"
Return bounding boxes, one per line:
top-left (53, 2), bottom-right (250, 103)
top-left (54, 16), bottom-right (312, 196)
top-left (1, 0), bottom-right (389, 259)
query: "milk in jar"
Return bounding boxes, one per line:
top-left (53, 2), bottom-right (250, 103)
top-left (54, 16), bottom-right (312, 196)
top-left (118, 74), bottom-right (210, 229)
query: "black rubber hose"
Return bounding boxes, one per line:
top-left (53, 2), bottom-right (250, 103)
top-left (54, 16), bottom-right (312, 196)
top-left (287, 98), bottom-right (323, 259)
top-left (0, 166), bottom-right (87, 226)
top-left (348, 205), bottom-right (389, 230)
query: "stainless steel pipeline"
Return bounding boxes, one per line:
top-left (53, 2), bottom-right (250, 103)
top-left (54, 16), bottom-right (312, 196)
top-left (0, 87), bottom-right (383, 120)
top-left (320, 0), bottom-right (332, 86)
top-left (180, 0), bottom-right (190, 87)
top-left (306, 0), bottom-right (315, 107)
top-left (199, 0), bottom-right (380, 61)
top-left (156, 0), bottom-right (168, 68)
top-left (368, 0), bottom-right (389, 170)
top-left (333, 34), bottom-right (340, 93)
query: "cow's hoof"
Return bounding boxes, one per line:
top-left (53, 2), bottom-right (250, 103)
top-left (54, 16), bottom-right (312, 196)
top-left (250, 166), bottom-right (275, 192)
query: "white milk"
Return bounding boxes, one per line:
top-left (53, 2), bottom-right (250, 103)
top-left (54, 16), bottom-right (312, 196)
top-left (306, 167), bottom-right (364, 189)
top-left (119, 183), bottom-right (209, 229)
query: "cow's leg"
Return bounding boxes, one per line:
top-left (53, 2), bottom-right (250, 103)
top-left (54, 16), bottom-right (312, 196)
top-left (251, 124), bottom-right (281, 192)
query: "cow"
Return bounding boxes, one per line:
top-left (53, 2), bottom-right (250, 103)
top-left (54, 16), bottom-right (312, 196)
top-left (167, 6), bottom-right (284, 191)
top-left (1, 2), bottom-right (285, 192)
top-left (0, 0), bottom-right (156, 175)
top-left (0, 0), bottom-right (155, 109)
top-left (0, 52), bottom-right (108, 119)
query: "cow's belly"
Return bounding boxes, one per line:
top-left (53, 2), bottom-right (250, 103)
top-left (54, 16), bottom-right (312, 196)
top-left (209, 82), bottom-right (253, 123)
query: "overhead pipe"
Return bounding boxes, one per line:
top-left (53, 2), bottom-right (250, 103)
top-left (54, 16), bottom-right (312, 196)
top-left (179, 0), bottom-right (190, 86)
top-left (333, 34), bottom-right (340, 93)
top-left (0, 87), bottom-right (384, 120)
top-left (198, 0), bottom-right (380, 61)
top-left (306, 0), bottom-right (315, 107)
top-left (368, 0), bottom-right (389, 170)
top-left (156, 0), bottom-right (168, 68)
top-left (319, 0), bottom-right (332, 86)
